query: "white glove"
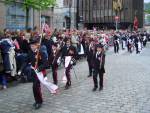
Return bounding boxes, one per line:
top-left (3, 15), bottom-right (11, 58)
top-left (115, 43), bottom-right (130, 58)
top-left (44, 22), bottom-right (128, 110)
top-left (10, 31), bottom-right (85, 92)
top-left (70, 61), bottom-right (73, 65)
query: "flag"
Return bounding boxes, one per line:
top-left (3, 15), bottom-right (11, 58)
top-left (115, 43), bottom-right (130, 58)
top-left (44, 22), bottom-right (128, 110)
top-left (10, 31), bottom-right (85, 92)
top-left (34, 69), bottom-right (58, 94)
top-left (133, 16), bottom-right (139, 31)
top-left (65, 56), bottom-right (72, 68)
top-left (42, 23), bottom-right (51, 36)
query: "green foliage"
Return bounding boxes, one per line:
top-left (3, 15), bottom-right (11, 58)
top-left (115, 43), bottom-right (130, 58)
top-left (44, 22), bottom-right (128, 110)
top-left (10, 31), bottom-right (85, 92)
top-left (145, 9), bottom-right (150, 14)
top-left (4, 0), bottom-right (56, 29)
top-left (144, 2), bottom-right (150, 10)
top-left (144, 2), bottom-right (150, 14)
top-left (4, 0), bottom-right (56, 10)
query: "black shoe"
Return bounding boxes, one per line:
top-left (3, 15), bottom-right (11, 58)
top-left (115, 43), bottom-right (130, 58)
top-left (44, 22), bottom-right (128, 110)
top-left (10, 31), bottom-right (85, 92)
top-left (65, 84), bottom-right (70, 90)
top-left (65, 85), bottom-right (69, 90)
top-left (87, 75), bottom-right (92, 77)
top-left (99, 87), bottom-right (103, 91)
top-left (68, 81), bottom-right (71, 86)
top-left (53, 82), bottom-right (58, 85)
top-left (34, 103), bottom-right (42, 110)
top-left (92, 87), bottom-right (97, 91)
top-left (33, 102), bottom-right (37, 107)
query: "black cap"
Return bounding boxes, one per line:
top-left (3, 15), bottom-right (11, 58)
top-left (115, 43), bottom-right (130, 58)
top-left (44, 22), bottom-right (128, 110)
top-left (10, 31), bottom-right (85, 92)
top-left (64, 37), bottom-right (71, 43)
top-left (96, 44), bottom-right (103, 48)
top-left (29, 37), bottom-right (40, 45)
top-left (52, 43), bottom-right (58, 47)
top-left (69, 46), bottom-right (76, 52)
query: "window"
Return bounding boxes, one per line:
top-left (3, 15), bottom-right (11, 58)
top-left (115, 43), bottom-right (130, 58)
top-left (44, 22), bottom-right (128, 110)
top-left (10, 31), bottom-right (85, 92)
top-left (93, 0), bottom-right (97, 10)
top-left (63, 0), bottom-right (72, 7)
top-left (6, 3), bottom-right (26, 30)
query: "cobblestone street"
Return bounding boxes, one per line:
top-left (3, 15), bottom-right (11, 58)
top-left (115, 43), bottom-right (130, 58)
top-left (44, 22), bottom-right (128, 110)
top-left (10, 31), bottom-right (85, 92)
top-left (0, 44), bottom-right (150, 113)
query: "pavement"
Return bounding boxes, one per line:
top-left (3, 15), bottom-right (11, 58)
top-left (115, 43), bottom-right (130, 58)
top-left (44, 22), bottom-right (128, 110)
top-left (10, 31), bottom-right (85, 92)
top-left (0, 43), bottom-right (150, 113)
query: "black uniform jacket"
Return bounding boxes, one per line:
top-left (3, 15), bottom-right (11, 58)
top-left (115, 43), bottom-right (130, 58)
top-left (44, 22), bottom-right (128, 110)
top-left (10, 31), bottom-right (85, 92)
top-left (93, 52), bottom-right (105, 73)
top-left (49, 49), bottom-right (61, 65)
top-left (28, 45), bottom-right (49, 72)
top-left (61, 45), bottom-right (77, 59)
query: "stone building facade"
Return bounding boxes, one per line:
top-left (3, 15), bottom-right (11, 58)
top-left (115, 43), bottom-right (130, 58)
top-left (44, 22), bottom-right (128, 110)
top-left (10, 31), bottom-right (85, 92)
top-left (0, 0), bottom-right (77, 31)
top-left (0, 1), bottom-right (53, 31)
top-left (78, 0), bottom-right (144, 29)
top-left (52, 0), bottom-right (77, 29)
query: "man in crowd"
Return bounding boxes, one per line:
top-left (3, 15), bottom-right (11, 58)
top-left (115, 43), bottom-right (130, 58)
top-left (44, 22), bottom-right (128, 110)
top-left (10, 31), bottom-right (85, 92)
top-left (113, 34), bottom-right (120, 53)
top-left (92, 44), bottom-right (105, 91)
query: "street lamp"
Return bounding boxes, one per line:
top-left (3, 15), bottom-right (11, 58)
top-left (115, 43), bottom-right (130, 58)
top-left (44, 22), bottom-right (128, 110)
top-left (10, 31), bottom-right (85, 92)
top-left (115, 16), bottom-right (119, 31)
top-left (112, 0), bottom-right (123, 31)
top-left (69, 0), bottom-right (72, 30)
top-left (76, 0), bottom-right (79, 29)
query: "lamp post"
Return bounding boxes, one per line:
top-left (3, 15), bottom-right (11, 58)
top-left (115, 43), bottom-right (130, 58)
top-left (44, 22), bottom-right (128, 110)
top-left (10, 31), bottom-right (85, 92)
top-left (69, 0), bottom-right (72, 30)
top-left (113, 0), bottom-right (123, 31)
top-left (76, 0), bottom-right (79, 29)
top-left (115, 16), bottom-right (119, 31)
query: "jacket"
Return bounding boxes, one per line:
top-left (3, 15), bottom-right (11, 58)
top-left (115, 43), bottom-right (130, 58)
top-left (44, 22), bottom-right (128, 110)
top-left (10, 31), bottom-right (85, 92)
top-left (93, 52), bottom-right (105, 73)
top-left (61, 45), bottom-right (77, 60)
top-left (49, 49), bottom-right (61, 65)
top-left (28, 45), bottom-right (49, 72)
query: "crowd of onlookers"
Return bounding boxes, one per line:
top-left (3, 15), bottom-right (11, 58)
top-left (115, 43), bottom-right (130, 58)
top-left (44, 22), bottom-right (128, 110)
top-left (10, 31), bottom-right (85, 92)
top-left (0, 27), bottom-right (149, 90)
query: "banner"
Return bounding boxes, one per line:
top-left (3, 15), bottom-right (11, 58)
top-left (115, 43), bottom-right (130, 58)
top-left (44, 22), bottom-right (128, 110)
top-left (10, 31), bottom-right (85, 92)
top-left (65, 56), bottom-right (72, 68)
top-left (134, 16), bottom-right (139, 31)
top-left (34, 70), bottom-right (58, 94)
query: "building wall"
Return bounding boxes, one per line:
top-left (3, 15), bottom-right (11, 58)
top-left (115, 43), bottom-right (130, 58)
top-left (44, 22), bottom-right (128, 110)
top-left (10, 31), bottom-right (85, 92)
top-left (0, 0), bottom-right (78, 31)
top-left (0, 1), bottom-right (53, 31)
top-left (0, 2), bottom-right (6, 31)
top-left (41, 8), bottom-right (54, 27)
top-left (53, 0), bottom-right (77, 29)
top-left (79, 0), bottom-right (144, 29)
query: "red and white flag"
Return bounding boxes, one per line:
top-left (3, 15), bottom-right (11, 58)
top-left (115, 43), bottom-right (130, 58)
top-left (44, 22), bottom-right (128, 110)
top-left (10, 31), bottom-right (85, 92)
top-left (42, 23), bottom-right (52, 36)
top-left (34, 69), bottom-right (58, 94)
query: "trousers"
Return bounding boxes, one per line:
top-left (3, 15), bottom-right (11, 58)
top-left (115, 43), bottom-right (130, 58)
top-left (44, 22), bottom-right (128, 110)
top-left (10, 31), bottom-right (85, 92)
top-left (93, 69), bottom-right (104, 88)
top-left (32, 70), bottom-right (43, 104)
top-left (52, 64), bottom-right (58, 85)
top-left (65, 64), bottom-right (72, 86)
top-left (87, 60), bottom-right (93, 76)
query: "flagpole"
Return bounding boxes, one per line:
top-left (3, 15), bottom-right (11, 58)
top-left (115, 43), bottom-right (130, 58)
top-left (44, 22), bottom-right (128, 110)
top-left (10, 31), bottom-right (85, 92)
top-left (40, 10), bottom-right (42, 31)
top-left (116, 20), bottom-right (118, 31)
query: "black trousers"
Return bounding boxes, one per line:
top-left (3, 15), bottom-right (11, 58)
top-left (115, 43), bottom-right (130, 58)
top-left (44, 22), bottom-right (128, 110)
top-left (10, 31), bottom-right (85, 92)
top-left (143, 41), bottom-right (147, 47)
top-left (87, 60), bottom-right (93, 76)
top-left (114, 43), bottom-right (119, 53)
top-left (135, 45), bottom-right (139, 54)
top-left (93, 69), bottom-right (104, 88)
top-left (32, 70), bottom-right (43, 104)
top-left (128, 44), bottom-right (132, 53)
top-left (52, 64), bottom-right (58, 85)
top-left (65, 64), bottom-right (72, 86)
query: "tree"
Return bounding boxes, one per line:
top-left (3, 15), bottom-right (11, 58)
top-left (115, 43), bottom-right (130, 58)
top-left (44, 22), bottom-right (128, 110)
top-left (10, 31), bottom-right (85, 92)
top-left (4, 0), bottom-right (56, 30)
top-left (145, 9), bottom-right (150, 14)
top-left (144, 2), bottom-right (150, 14)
